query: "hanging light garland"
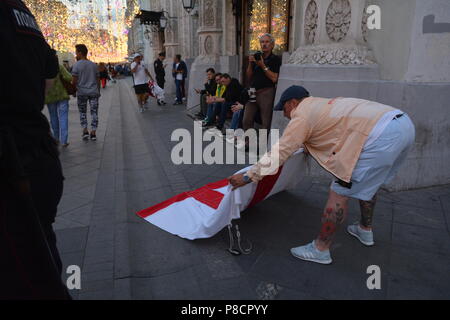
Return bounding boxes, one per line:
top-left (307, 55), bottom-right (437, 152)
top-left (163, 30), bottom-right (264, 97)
top-left (23, 0), bottom-right (132, 62)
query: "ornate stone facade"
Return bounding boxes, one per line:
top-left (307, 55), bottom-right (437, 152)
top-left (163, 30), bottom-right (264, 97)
top-left (304, 0), bottom-right (318, 44)
top-left (325, 0), bottom-right (351, 42)
top-left (204, 0), bottom-right (215, 26)
top-left (361, 6), bottom-right (369, 42)
top-left (291, 0), bottom-right (375, 65)
top-left (204, 35), bottom-right (213, 55)
top-left (288, 44), bottom-right (376, 65)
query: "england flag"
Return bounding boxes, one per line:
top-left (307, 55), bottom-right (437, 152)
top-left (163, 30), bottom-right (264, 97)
top-left (137, 150), bottom-right (308, 240)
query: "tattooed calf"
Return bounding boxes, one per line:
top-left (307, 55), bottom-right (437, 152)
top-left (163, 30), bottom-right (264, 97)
top-left (318, 204), bottom-right (347, 245)
top-left (359, 194), bottom-right (377, 228)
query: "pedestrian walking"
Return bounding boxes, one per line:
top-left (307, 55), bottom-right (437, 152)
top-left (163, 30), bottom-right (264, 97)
top-left (99, 62), bottom-right (109, 89)
top-left (131, 53), bottom-right (154, 113)
top-left (45, 62), bottom-right (73, 148)
top-left (72, 44), bottom-right (100, 141)
top-left (154, 52), bottom-right (166, 90)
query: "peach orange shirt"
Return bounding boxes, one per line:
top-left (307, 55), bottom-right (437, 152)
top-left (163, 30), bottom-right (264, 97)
top-left (247, 97), bottom-right (398, 183)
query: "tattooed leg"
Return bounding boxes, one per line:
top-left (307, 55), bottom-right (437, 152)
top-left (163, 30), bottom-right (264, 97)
top-left (315, 190), bottom-right (349, 251)
top-left (359, 194), bottom-right (377, 230)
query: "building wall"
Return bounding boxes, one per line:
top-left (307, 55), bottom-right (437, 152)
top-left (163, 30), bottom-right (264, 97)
top-left (127, 0), bottom-right (450, 190)
top-left (367, 0), bottom-right (415, 81)
top-left (405, 0), bottom-right (450, 82)
top-left (273, 0), bottom-right (450, 190)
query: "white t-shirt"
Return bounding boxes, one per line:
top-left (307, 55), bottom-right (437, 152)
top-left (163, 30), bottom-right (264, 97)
top-left (175, 63), bottom-right (183, 80)
top-left (131, 61), bottom-right (149, 85)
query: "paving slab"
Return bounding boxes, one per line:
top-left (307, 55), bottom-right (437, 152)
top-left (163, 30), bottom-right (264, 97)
top-left (45, 78), bottom-right (450, 300)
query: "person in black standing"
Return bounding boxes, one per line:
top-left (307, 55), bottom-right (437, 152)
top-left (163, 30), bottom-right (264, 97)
top-left (0, 0), bottom-right (70, 299)
top-left (172, 54), bottom-right (188, 105)
top-left (243, 33), bottom-right (281, 141)
top-left (154, 52), bottom-right (166, 89)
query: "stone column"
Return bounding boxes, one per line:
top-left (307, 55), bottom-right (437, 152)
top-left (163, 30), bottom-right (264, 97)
top-left (271, 0), bottom-right (381, 184)
top-left (161, 0), bottom-right (180, 95)
top-left (186, 0), bottom-right (224, 110)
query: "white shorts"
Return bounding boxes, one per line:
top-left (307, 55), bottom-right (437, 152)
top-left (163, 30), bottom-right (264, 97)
top-left (331, 114), bottom-right (415, 201)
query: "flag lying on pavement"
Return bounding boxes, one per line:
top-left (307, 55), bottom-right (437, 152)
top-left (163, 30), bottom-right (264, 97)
top-left (137, 150), bottom-right (307, 240)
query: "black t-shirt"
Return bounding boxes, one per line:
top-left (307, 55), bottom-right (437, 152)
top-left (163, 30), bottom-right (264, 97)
top-left (0, 0), bottom-right (58, 149)
top-left (154, 59), bottom-right (165, 79)
top-left (223, 79), bottom-right (244, 104)
top-left (201, 79), bottom-right (217, 96)
top-left (251, 53), bottom-right (282, 90)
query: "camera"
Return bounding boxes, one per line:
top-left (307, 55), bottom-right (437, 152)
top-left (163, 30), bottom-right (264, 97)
top-left (253, 51), bottom-right (263, 61)
top-left (247, 87), bottom-right (257, 103)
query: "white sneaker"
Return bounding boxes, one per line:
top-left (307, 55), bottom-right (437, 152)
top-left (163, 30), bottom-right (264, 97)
top-left (139, 107), bottom-right (144, 113)
top-left (291, 241), bottom-right (333, 265)
top-left (347, 222), bottom-right (375, 246)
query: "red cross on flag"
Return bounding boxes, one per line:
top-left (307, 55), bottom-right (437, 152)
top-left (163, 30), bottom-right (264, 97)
top-left (137, 150), bottom-right (307, 240)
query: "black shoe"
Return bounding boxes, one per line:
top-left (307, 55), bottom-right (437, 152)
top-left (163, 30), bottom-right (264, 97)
top-left (157, 100), bottom-right (161, 106)
top-left (90, 132), bottom-right (97, 141)
top-left (82, 131), bottom-right (89, 141)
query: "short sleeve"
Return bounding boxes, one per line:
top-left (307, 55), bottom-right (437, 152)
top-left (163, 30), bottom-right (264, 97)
top-left (269, 56), bottom-right (282, 74)
top-left (131, 62), bottom-right (136, 69)
top-left (71, 62), bottom-right (79, 77)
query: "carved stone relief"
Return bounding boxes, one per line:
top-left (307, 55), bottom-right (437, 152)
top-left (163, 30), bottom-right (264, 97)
top-left (326, 0), bottom-right (352, 42)
top-left (362, 7), bottom-right (369, 42)
top-left (288, 44), bottom-right (376, 65)
top-left (304, 0), bottom-right (318, 44)
top-left (204, 0), bottom-right (215, 26)
top-left (204, 35), bottom-right (213, 55)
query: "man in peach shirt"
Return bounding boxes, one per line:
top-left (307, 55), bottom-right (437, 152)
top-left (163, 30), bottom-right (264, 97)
top-left (229, 86), bottom-right (415, 265)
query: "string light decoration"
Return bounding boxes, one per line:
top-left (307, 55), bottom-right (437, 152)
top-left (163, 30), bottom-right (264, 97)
top-left (248, 0), bottom-right (289, 55)
top-left (23, 0), bottom-right (135, 62)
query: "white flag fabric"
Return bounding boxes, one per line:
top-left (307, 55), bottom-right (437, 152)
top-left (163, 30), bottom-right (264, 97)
top-left (137, 150), bottom-right (307, 240)
top-left (148, 81), bottom-right (165, 101)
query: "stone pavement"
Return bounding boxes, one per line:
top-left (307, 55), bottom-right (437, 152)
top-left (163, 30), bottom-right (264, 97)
top-left (44, 78), bottom-right (450, 300)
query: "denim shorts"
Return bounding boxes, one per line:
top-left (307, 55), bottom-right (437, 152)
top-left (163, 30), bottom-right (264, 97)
top-left (331, 114), bottom-right (415, 201)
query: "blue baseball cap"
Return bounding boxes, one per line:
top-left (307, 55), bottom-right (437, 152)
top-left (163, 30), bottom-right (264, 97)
top-left (274, 85), bottom-right (310, 111)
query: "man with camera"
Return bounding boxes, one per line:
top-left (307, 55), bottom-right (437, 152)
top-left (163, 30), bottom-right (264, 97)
top-left (243, 33), bottom-right (282, 138)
